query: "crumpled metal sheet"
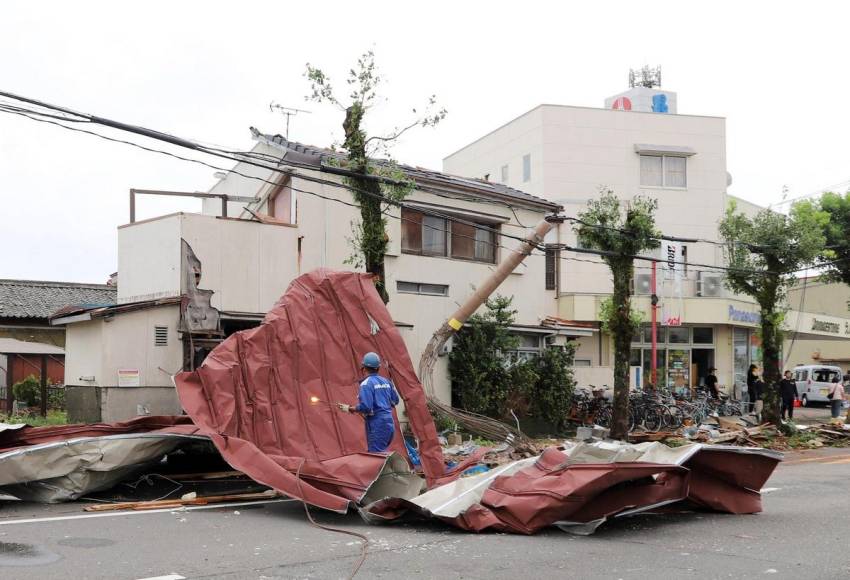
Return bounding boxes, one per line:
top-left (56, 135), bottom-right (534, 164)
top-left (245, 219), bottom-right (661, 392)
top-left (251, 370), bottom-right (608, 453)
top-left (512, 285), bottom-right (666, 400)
top-left (364, 442), bottom-right (782, 535)
top-left (173, 270), bottom-right (443, 512)
top-left (0, 433), bottom-right (211, 503)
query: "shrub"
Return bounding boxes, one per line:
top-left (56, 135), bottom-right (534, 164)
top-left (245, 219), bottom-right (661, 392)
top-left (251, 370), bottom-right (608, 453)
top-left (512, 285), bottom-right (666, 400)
top-left (12, 375), bottom-right (41, 407)
top-left (449, 296), bottom-right (537, 418)
top-left (529, 344), bottom-right (577, 432)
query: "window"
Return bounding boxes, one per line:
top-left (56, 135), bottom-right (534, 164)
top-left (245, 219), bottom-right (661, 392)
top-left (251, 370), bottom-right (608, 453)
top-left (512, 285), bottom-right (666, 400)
top-left (401, 208), bottom-right (497, 263)
top-left (154, 326), bottom-right (168, 347)
top-left (574, 359), bottom-right (592, 367)
top-left (422, 215), bottom-right (447, 256)
top-left (681, 245), bottom-right (688, 275)
top-left (639, 154), bottom-right (687, 188)
top-left (508, 332), bottom-right (543, 363)
top-left (545, 246), bottom-right (558, 290)
top-left (396, 281), bottom-right (449, 296)
top-left (668, 327), bottom-right (690, 344)
top-left (451, 221), bottom-right (496, 263)
top-left (501, 164), bottom-right (509, 183)
top-left (522, 154), bottom-right (531, 182)
top-left (692, 327), bottom-right (714, 344)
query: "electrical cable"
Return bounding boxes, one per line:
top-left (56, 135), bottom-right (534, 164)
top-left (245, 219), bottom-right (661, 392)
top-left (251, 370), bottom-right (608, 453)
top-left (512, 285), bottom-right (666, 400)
top-left (294, 458), bottom-right (369, 580)
top-left (0, 92), bottom-right (840, 279)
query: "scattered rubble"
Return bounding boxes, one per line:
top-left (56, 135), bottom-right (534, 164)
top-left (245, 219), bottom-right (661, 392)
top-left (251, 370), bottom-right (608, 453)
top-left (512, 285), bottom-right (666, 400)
top-left (0, 271), bottom-right (786, 537)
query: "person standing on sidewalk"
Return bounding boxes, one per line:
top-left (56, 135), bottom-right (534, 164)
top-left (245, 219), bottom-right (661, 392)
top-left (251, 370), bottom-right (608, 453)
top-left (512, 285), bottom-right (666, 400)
top-left (746, 364), bottom-right (759, 413)
top-left (778, 370), bottom-right (797, 421)
top-left (828, 376), bottom-right (845, 423)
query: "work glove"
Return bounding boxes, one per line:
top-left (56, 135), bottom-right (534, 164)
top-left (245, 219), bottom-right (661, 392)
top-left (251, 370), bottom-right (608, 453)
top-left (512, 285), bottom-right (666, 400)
top-left (337, 403), bottom-right (351, 413)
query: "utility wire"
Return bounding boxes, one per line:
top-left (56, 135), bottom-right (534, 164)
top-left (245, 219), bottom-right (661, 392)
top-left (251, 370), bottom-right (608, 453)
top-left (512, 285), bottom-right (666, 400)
top-left (0, 91), bottom-right (838, 278)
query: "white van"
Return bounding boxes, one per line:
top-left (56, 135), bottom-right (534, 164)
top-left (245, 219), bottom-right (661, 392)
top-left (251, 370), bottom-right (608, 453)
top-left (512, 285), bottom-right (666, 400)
top-left (794, 365), bottom-right (843, 406)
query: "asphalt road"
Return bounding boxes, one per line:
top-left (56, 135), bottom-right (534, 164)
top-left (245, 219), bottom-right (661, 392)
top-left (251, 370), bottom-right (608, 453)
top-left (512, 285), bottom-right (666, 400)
top-left (1, 447), bottom-right (849, 580)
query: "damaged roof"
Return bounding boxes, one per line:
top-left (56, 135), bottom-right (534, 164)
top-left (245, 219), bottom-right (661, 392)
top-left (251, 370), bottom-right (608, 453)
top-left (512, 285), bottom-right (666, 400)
top-left (0, 279), bottom-right (116, 320)
top-left (249, 128), bottom-right (561, 212)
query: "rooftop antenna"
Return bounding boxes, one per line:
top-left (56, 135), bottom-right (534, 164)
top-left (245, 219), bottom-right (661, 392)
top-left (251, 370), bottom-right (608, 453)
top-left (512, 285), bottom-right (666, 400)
top-left (629, 65), bottom-right (662, 88)
top-left (269, 103), bottom-right (312, 140)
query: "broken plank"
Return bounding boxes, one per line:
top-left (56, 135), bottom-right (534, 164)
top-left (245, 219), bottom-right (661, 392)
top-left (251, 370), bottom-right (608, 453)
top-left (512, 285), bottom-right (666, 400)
top-left (84, 490), bottom-right (278, 512)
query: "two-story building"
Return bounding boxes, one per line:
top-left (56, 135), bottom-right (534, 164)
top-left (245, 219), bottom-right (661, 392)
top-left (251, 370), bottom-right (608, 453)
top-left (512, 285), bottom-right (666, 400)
top-left (54, 132), bottom-right (595, 422)
top-left (444, 84), bottom-right (850, 395)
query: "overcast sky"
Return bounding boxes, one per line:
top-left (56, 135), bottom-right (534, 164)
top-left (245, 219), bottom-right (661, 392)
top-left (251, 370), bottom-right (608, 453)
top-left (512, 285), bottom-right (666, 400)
top-left (1, 1), bottom-right (849, 283)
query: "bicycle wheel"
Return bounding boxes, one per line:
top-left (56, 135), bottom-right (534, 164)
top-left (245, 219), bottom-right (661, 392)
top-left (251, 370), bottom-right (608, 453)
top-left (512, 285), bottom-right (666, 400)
top-left (666, 405), bottom-right (685, 429)
top-left (643, 406), bottom-right (664, 431)
top-left (595, 405), bottom-right (612, 428)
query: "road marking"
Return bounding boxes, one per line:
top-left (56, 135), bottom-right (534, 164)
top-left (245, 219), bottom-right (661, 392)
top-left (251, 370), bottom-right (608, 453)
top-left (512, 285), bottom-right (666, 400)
top-left (135, 575), bottom-right (186, 580)
top-left (0, 498), bottom-right (294, 526)
top-left (760, 487), bottom-right (781, 494)
top-left (782, 454), bottom-right (850, 465)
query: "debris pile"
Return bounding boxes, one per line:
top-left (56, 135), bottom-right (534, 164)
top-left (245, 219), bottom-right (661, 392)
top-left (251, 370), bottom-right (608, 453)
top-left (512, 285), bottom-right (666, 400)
top-left (0, 271), bottom-right (785, 536)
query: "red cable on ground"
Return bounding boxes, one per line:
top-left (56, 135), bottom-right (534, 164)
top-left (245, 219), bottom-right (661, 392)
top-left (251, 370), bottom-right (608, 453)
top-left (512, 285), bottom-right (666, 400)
top-left (295, 459), bottom-right (369, 579)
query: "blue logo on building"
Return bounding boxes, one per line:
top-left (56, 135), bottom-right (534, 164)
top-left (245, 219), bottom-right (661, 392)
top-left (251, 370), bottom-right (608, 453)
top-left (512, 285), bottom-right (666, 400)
top-left (728, 305), bottom-right (760, 324)
top-left (652, 93), bottom-right (668, 113)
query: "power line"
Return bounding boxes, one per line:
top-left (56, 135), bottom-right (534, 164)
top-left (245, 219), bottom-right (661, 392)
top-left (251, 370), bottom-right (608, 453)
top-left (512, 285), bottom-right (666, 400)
top-left (0, 91), bottom-right (837, 279)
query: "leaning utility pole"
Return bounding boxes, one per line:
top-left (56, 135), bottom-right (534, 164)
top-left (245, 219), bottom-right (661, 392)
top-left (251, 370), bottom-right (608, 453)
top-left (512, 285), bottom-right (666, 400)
top-left (418, 215), bottom-right (563, 444)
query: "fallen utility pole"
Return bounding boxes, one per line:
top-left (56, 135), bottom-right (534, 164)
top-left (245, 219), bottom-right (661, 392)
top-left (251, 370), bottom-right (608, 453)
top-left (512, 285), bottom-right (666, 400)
top-left (419, 214), bottom-right (563, 446)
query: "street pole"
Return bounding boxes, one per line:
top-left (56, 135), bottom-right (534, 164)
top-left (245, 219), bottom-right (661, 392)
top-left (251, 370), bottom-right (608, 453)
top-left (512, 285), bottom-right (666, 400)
top-left (651, 261), bottom-right (658, 388)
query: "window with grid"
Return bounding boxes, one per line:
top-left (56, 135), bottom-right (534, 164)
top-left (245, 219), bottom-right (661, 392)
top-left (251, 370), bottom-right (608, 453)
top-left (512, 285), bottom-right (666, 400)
top-left (545, 246), bottom-right (558, 290)
top-left (401, 208), bottom-right (497, 263)
top-left (640, 154), bottom-right (687, 188)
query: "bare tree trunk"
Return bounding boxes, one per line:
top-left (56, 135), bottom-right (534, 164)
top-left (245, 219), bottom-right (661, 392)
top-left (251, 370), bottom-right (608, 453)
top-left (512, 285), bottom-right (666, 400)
top-left (760, 304), bottom-right (782, 426)
top-left (610, 272), bottom-right (632, 440)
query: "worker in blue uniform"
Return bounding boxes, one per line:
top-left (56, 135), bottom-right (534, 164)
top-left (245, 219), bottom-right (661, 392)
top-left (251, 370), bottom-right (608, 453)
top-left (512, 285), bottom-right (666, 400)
top-left (337, 352), bottom-right (400, 452)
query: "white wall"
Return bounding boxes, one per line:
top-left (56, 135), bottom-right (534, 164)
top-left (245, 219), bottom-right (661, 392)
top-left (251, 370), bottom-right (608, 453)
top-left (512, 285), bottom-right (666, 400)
top-left (444, 104), bottom-right (729, 298)
top-left (64, 320), bottom-right (104, 386)
top-left (118, 214), bottom-right (181, 304)
top-left (64, 305), bottom-right (181, 388)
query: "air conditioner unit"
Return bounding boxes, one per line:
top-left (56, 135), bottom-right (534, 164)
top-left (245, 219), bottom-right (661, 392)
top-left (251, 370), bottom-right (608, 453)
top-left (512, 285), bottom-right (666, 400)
top-left (697, 273), bottom-right (722, 297)
top-left (633, 273), bottom-right (652, 295)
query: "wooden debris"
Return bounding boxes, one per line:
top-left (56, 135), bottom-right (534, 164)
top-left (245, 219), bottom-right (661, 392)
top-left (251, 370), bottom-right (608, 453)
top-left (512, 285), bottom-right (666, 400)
top-left (83, 490), bottom-right (278, 512)
top-left (165, 470), bottom-right (246, 481)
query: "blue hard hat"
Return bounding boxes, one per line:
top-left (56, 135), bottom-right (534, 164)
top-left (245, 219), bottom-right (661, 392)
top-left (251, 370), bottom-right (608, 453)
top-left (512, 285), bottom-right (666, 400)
top-left (362, 352), bottom-right (381, 369)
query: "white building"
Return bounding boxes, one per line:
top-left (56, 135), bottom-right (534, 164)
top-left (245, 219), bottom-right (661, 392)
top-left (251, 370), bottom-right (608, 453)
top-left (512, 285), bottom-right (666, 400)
top-left (444, 84), bottom-right (850, 395)
top-left (54, 133), bottom-right (594, 422)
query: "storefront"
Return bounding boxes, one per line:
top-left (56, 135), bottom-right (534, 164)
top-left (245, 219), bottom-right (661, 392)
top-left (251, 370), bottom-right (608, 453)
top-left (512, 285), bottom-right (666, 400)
top-left (630, 325), bottom-right (716, 390)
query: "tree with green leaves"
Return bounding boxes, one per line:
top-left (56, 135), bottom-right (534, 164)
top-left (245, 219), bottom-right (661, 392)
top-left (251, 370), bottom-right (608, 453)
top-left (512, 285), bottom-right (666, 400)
top-left (305, 51), bottom-right (446, 303)
top-left (448, 295), bottom-right (538, 419)
top-left (719, 200), bottom-right (828, 427)
top-left (815, 191), bottom-right (850, 285)
top-left (575, 190), bottom-right (660, 440)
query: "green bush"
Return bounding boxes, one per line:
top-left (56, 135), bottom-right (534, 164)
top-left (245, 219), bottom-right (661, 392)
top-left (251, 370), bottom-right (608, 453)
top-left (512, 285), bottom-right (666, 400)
top-left (529, 344), bottom-right (577, 432)
top-left (12, 375), bottom-right (41, 407)
top-left (448, 296), bottom-right (579, 433)
top-left (449, 295), bottom-right (537, 418)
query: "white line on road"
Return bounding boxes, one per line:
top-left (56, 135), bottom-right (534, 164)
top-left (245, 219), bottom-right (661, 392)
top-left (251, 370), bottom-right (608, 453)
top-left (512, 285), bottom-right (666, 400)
top-left (0, 498), bottom-right (295, 526)
top-left (135, 575), bottom-right (186, 580)
top-left (760, 487), bottom-right (781, 494)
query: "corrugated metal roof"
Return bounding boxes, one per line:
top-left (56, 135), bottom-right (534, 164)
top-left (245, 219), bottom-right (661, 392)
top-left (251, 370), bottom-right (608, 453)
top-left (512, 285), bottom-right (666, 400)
top-left (249, 128), bottom-right (561, 212)
top-left (0, 279), bottom-right (116, 320)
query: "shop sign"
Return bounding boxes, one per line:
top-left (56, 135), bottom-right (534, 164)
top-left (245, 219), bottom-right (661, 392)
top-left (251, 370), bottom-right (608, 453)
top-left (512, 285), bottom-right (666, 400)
top-left (118, 368), bottom-right (140, 387)
top-left (728, 306), bottom-right (760, 324)
top-left (811, 318), bottom-right (840, 334)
